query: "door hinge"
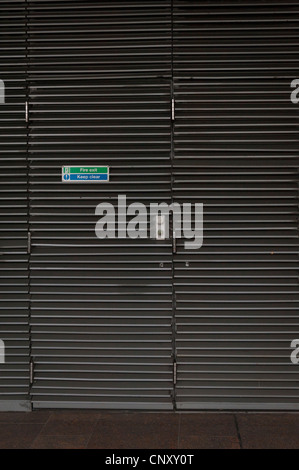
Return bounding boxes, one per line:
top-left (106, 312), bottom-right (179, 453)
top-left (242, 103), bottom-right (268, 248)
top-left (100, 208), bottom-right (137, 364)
top-left (173, 232), bottom-right (177, 254)
top-left (27, 231), bottom-right (31, 254)
top-left (25, 101), bottom-right (28, 123)
top-left (30, 360), bottom-right (35, 385)
top-left (171, 98), bottom-right (175, 121)
top-left (173, 360), bottom-right (177, 385)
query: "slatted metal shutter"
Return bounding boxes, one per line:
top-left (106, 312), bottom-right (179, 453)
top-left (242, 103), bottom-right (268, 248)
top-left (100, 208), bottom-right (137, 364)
top-left (1, 0), bottom-right (299, 413)
top-left (27, 0), bottom-right (174, 409)
top-left (173, 0), bottom-right (299, 410)
top-left (0, 0), bottom-right (30, 411)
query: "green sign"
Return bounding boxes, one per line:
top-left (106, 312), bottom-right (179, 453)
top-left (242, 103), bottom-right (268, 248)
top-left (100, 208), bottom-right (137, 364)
top-left (62, 166), bottom-right (109, 182)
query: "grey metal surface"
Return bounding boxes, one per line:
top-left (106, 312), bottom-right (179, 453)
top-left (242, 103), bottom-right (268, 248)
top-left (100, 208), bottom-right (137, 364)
top-left (27, 0), bottom-right (174, 410)
top-left (0, 0), bottom-right (298, 412)
top-left (0, 0), bottom-right (30, 409)
top-left (33, 401), bottom-right (172, 410)
top-left (173, 0), bottom-right (299, 410)
top-left (0, 400), bottom-right (31, 412)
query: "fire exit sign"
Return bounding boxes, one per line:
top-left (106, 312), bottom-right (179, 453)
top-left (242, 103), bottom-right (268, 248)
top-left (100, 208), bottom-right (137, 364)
top-left (62, 166), bottom-right (109, 182)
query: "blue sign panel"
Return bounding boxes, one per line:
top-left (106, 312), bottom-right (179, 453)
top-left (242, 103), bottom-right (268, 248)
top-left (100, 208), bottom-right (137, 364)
top-left (63, 174), bottom-right (108, 182)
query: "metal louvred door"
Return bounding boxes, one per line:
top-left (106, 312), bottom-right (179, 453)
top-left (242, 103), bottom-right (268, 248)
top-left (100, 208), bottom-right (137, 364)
top-left (173, 0), bottom-right (299, 410)
top-left (1, 0), bottom-right (299, 413)
top-left (27, 1), bottom-right (174, 409)
top-left (0, 0), bottom-right (31, 411)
